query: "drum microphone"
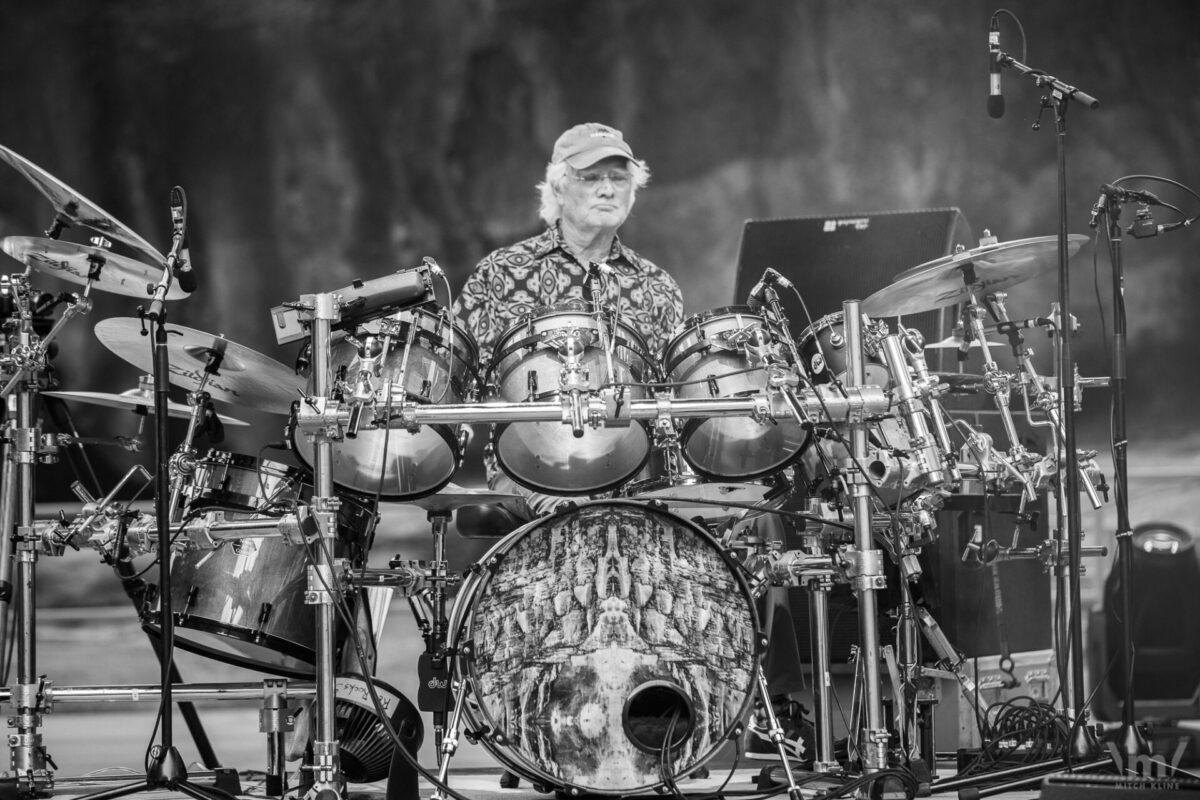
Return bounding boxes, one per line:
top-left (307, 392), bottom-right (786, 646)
top-left (747, 267), bottom-right (793, 308)
top-left (987, 16), bottom-right (1004, 119)
top-left (169, 186), bottom-right (197, 294)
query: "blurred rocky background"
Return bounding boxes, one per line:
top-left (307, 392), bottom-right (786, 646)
top-left (0, 0), bottom-right (1198, 606)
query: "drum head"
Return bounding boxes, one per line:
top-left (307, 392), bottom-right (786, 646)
top-left (453, 501), bottom-right (760, 794)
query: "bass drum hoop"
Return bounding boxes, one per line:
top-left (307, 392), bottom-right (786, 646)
top-left (448, 500), bottom-right (762, 794)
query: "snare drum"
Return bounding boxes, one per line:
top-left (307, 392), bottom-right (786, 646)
top-left (449, 500), bottom-right (759, 794)
top-left (488, 300), bottom-right (654, 495)
top-left (292, 307), bottom-right (479, 499)
top-left (148, 452), bottom-right (377, 677)
top-left (797, 311), bottom-right (891, 388)
top-left (623, 441), bottom-right (789, 523)
top-left (661, 307), bottom-right (808, 481)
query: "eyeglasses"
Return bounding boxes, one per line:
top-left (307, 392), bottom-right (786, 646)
top-left (570, 169), bottom-right (632, 188)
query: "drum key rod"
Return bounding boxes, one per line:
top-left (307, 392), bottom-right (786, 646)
top-left (842, 300), bottom-right (890, 774)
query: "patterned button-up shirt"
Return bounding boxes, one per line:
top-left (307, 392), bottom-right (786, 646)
top-left (452, 223), bottom-right (684, 372)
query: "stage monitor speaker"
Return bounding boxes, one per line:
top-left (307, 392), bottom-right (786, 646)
top-left (733, 208), bottom-right (975, 361)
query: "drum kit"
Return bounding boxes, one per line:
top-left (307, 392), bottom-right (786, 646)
top-left (0, 141), bottom-right (1115, 800)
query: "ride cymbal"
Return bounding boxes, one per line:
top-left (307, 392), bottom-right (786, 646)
top-left (1, 237), bottom-right (188, 300)
top-left (42, 387), bottom-right (248, 425)
top-left (94, 318), bottom-right (303, 414)
top-left (862, 235), bottom-right (1088, 316)
top-left (0, 144), bottom-right (165, 265)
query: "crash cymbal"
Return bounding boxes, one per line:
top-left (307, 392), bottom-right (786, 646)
top-left (0, 144), bottom-right (165, 265)
top-left (1, 237), bottom-right (188, 300)
top-left (42, 387), bottom-right (248, 426)
top-left (402, 483), bottom-right (522, 514)
top-left (94, 318), bottom-right (303, 414)
top-left (862, 235), bottom-right (1088, 317)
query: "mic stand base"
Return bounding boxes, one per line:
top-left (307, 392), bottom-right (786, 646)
top-left (75, 746), bottom-right (238, 800)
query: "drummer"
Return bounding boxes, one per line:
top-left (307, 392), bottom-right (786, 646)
top-left (453, 121), bottom-right (683, 522)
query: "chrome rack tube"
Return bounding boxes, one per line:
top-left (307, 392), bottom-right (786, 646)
top-left (842, 300), bottom-right (890, 774)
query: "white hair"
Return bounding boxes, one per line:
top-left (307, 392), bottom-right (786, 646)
top-left (536, 158), bottom-right (651, 225)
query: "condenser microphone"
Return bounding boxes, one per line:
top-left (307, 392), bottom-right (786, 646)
top-left (988, 17), bottom-right (1005, 119)
top-left (169, 186), bottom-right (197, 293)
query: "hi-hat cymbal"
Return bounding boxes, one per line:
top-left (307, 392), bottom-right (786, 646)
top-left (1, 237), bottom-right (188, 300)
top-left (862, 235), bottom-right (1088, 316)
top-left (42, 387), bottom-right (248, 426)
top-left (0, 144), bottom-right (165, 265)
top-left (94, 318), bottom-right (303, 414)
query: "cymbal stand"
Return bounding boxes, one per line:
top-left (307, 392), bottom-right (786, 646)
top-left (0, 273), bottom-right (84, 796)
top-left (412, 509), bottom-right (456, 766)
top-left (840, 300), bottom-right (890, 774)
top-left (166, 352), bottom-right (229, 523)
top-left (292, 291), bottom-right (349, 800)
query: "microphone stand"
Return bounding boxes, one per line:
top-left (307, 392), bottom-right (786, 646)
top-left (1095, 195), bottom-right (1151, 761)
top-left (76, 209), bottom-right (234, 800)
top-left (995, 48), bottom-right (1102, 763)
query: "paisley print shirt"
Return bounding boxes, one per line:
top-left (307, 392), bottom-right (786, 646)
top-left (453, 223), bottom-right (684, 370)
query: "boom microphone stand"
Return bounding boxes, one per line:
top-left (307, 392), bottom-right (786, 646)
top-left (995, 44), bottom-right (1101, 758)
top-left (77, 190), bottom-right (234, 800)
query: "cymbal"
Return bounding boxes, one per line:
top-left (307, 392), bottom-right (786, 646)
top-left (42, 388), bottom-right (248, 426)
top-left (862, 235), bottom-right (1088, 316)
top-left (94, 318), bottom-right (303, 414)
top-left (1, 237), bottom-right (188, 300)
top-left (0, 144), bottom-right (165, 265)
top-left (401, 483), bottom-right (522, 514)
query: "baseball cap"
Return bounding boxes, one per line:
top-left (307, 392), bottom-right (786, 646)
top-left (551, 122), bottom-right (635, 169)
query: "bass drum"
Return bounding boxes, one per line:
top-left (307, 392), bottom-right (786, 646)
top-left (449, 501), bottom-right (760, 795)
top-left (292, 307), bottom-right (479, 500)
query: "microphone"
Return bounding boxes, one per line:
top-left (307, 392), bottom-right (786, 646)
top-left (169, 186), bottom-right (197, 293)
top-left (1099, 183), bottom-right (1162, 206)
top-left (1089, 186), bottom-right (1110, 228)
top-left (987, 17), bottom-right (1004, 119)
top-left (747, 267), bottom-right (794, 308)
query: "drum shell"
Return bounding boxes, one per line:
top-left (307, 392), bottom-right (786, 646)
top-left (488, 302), bottom-right (654, 495)
top-left (662, 306), bottom-right (808, 481)
top-left (147, 453), bottom-right (377, 677)
top-left (292, 308), bottom-right (479, 500)
top-left (449, 500), bottom-right (760, 794)
top-left (797, 310), bottom-right (891, 388)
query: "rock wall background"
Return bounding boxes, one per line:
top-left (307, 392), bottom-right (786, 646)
top-left (1, 0), bottom-right (1197, 500)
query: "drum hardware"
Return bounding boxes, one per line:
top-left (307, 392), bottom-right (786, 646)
top-left (879, 334), bottom-right (952, 490)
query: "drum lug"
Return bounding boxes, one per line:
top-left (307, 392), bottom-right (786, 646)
top-left (181, 585), bottom-right (199, 620)
top-left (254, 602), bottom-right (274, 639)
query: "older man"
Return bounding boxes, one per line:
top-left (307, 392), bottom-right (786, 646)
top-left (454, 122), bottom-right (683, 518)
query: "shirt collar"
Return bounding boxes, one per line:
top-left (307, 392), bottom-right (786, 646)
top-left (538, 221), bottom-right (630, 265)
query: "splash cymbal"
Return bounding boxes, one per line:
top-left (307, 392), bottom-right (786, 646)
top-left (0, 144), bottom-right (165, 265)
top-left (862, 235), bottom-right (1088, 316)
top-left (1, 237), bottom-right (188, 300)
top-left (42, 387), bottom-right (248, 425)
top-left (94, 318), bottom-right (303, 414)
